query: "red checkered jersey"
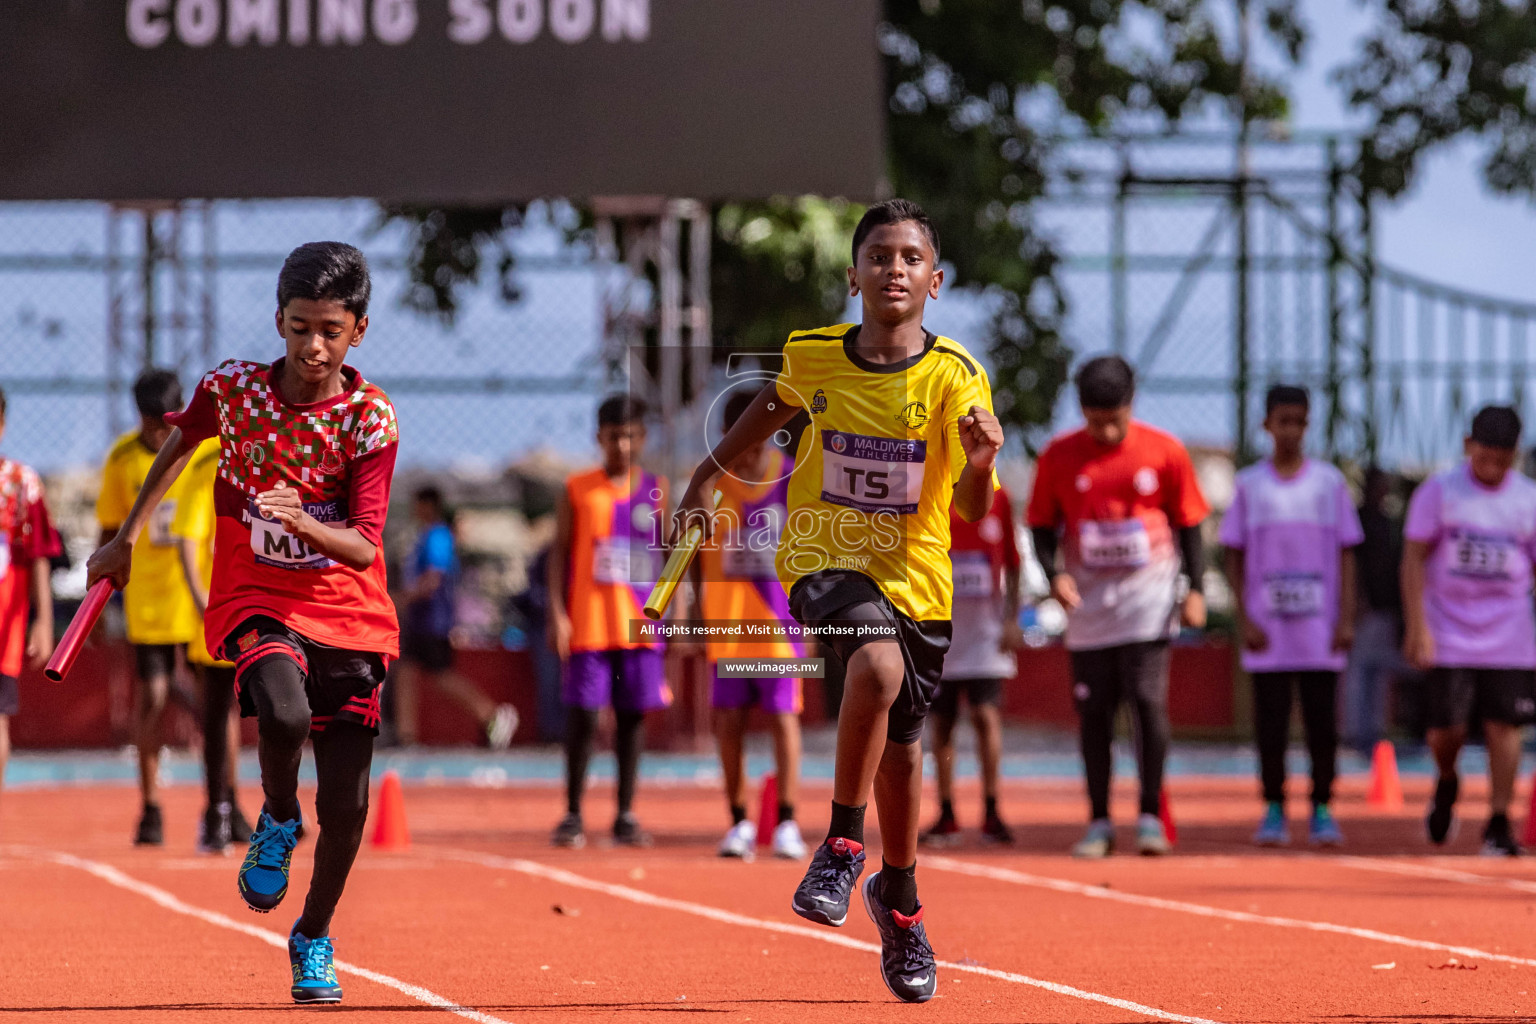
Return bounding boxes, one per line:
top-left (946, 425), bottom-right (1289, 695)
top-left (167, 358), bottom-right (400, 657)
top-left (0, 457), bottom-right (62, 677)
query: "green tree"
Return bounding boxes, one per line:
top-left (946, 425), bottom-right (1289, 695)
top-left (383, 0), bottom-right (1301, 445)
top-left (1340, 0), bottom-right (1536, 198)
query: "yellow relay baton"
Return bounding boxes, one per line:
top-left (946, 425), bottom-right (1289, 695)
top-left (643, 489), bottom-right (721, 621)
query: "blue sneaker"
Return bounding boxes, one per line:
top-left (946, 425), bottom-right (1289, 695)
top-left (238, 807), bottom-right (301, 913)
top-left (861, 873), bottom-right (937, 1003)
top-left (1253, 802), bottom-right (1290, 847)
top-left (288, 924), bottom-right (343, 1003)
top-left (791, 837), bottom-right (865, 927)
top-left (1309, 804), bottom-right (1344, 848)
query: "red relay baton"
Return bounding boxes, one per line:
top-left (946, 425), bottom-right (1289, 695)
top-left (44, 579), bottom-right (115, 682)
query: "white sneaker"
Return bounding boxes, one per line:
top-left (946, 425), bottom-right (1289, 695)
top-left (770, 819), bottom-right (808, 860)
top-left (718, 819), bottom-right (757, 859)
top-left (485, 704), bottom-right (519, 751)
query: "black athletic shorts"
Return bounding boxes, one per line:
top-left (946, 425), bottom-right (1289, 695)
top-left (1425, 667), bottom-right (1536, 729)
top-left (401, 632), bottom-right (454, 672)
top-left (788, 569), bottom-right (950, 745)
top-left (930, 676), bottom-right (1005, 718)
top-left (134, 643), bottom-right (181, 681)
top-left (224, 616), bottom-right (388, 737)
top-left (0, 674), bottom-right (17, 716)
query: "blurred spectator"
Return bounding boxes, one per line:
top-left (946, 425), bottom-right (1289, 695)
top-left (1342, 468), bottom-right (1420, 752)
top-left (511, 546), bottom-right (565, 743)
top-left (392, 486), bottom-right (518, 748)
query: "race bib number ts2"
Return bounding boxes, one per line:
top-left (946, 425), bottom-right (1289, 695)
top-left (248, 498), bottom-right (345, 570)
top-left (820, 431), bottom-right (926, 515)
top-left (1263, 573), bottom-right (1325, 617)
top-left (592, 537), bottom-right (656, 585)
top-left (148, 499), bottom-right (177, 547)
top-left (1078, 519), bottom-right (1151, 570)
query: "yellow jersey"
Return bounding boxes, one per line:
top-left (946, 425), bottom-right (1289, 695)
top-left (96, 430), bottom-right (203, 645)
top-left (169, 439), bottom-right (231, 666)
top-left (773, 323), bottom-right (996, 622)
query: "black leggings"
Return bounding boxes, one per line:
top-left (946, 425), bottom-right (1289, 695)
top-left (201, 665), bottom-right (236, 809)
top-left (245, 657), bottom-right (374, 939)
top-left (1252, 670), bottom-right (1338, 806)
top-left (565, 708), bottom-right (645, 818)
top-left (1070, 641), bottom-right (1171, 820)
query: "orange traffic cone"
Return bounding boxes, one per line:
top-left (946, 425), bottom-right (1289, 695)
top-left (1366, 740), bottom-right (1404, 811)
top-left (756, 773), bottom-right (779, 849)
top-left (370, 770), bottom-right (410, 851)
top-left (1158, 788), bottom-right (1178, 846)
top-left (1522, 767), bottom-right (1536, 848)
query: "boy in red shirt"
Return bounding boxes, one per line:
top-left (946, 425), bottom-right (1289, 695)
top-left (1027, 356), bottom-right (1209, 857)
top-left (0, 387), bottom-right (60, 800)
top-left (88, 242), bottom-right (398, 1005)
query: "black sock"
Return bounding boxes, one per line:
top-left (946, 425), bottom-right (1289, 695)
top-left (939, 799), bottom-right (955, 821)
top-left (614, 711), bottom-right (645, 817)
top-left (984, 796), bottom-right (998, 819)
top-left (826, 800), bottom-right (866, 846)
top-left (730, 804), bottom-right (748, 825)
top-left (777, 802), bottom-right (795, 824)
top-left (1491, 811), bottom-right (1510, 827)
top-left (878, 860), bottom-right (919, 916)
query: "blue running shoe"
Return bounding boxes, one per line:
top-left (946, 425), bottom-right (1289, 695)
top-left (1253, 802), bottom-right (1290, 847)
top-left (288, 923), bottom-right (343, 1003)
top-left (791, 837), bottom-right (865, 927)
top-left (1309, 804), bottom-right (1344, 848)
top-left (861, 873), bottom-right (938, 1003)
top-left (238, 808), bottom-right (300, 913)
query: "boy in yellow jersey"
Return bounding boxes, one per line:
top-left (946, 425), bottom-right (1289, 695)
top-left (173, 435), bottom-right (255, 853)
top-left (695, 391), bottom-right (807, 861)
top-left (96, 369), bottom-right (203, 846)
top-left (548, 395), bottom-right (670, 849)
top-left (676, 200), bottom-right (1003, 1003)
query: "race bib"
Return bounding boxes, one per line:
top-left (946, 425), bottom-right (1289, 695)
top-left (592, 537), bottom-right (655, 585)
top-left (820, 431), bottom-right (926, 515)
top-left (723, 543), bottom-right (778, 580)
top-left (1263, 573), bottom-right (1324, 618)
top-left (148, 499), bottom-right (177, 547)
top-left (1450, 529), bottom-right (1516, 580)
top-left (0, 540), bottom-right (10, 583)
top-left (951, 552), bottom-right (994, 599)
top-left (1079, 519), bottom-right (1151, 570)
top-left (248, 498), bottom-right (344, 570)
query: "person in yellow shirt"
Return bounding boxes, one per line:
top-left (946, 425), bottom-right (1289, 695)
top-left (96, 369), bottom-right (202, 846)
top-left (172, 436), bottom-right (254, 854)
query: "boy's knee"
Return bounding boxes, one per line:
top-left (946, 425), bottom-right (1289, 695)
top-left (877, 738), bottom-right (922, 777)
top-left (847, 642), bottom-right (904, 704)
top-left (258, 703), bottom-right (311, 748)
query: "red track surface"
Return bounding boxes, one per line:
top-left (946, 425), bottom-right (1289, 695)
top-left (4, 774), bottom-right (1536, 1022)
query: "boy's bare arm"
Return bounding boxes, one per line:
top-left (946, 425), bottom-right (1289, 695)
top-left (675, 384), bottom-right (799, 538)
top-left (86, 428), bottom-right (199, 589)
top-left (954, 405), bottom-right (1003, 522)
top-left (26, 555), bottom-right (54, 667)
top-left (177, 536), bottom-right (209, 615)
top-left (546, 488), bottom-right (573, 660)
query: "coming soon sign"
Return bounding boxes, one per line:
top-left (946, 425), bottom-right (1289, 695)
top-left (0, 1), bottom-right (882, 201)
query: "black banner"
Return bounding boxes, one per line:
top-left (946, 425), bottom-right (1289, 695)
top-left (0, 1), bottom-right (883, 202)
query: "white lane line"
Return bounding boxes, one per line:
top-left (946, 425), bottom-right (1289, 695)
top-left (1332, 854), bottom-right (1536, 895)
top-left (444, 848), bottom-right (1226, 1024)
top-left (926, 854), bottom-right (1536, 967)
top-left (15, 847), bottom-right (513, 1024)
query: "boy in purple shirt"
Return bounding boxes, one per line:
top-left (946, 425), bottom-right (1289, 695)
top-left (1221, 386), bottom-right (1362, 848)
top-left (1403, 405), bottom-right (1536, 857)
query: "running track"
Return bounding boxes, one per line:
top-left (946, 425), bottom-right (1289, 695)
top-left (3, 773), bottom-right (1535, 1022)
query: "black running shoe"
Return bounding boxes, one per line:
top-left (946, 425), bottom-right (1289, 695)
top-left (197, 803), bottom-right (233, 855)
top-left (982, 812), bottom-right (1015, 845)
top-left (230, 803), bottom-right (255, 844)
top-left (612, 812), bottom-right (653, 848)
top-left (860, 873), bottom-right (938, 1003)
top-left (1426, 773), bottom-right (1459, 845)
top-left (1482, 814), bottom-right (1521, 857)
top-left (551, 813), bottom-right (586, 849)
top-left (791, 837), bottom-right (865, 927)
top-left (134, 803), bottom-right (164, 847)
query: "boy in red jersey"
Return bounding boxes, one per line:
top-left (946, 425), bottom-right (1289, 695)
top-left (88, 242), bottom-right (398, 1005)
top-left (0, 387), bottom-right (60, 801)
